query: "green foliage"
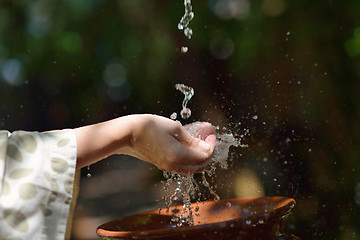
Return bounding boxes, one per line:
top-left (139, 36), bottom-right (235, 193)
top-left (1, 1), bottom-right (360, 239)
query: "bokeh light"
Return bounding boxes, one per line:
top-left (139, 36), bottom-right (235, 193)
top-left (209, 0), bottom-right (250, 20)
top-left (57, 32), bottom-right (82, 53)
top-left (1, 1), bottom-right (360, 239)
top-left (1, 59), bottom-right (24, 86)
top-left (345, 27), bottom-right (360, 57)
top-left (209, 37), bottom-right (235, 60)
top-left (261, 0), bottom-right (286, 17)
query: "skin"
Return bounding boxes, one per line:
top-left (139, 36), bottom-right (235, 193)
top-left (74, 114), bottom-right (216, 173)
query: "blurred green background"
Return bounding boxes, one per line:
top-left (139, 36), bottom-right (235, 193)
top-left (1, 0), bottom-right (360, 239)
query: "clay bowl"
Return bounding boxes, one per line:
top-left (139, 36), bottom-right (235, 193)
top-left (97, 196), bottom-right (299, 240)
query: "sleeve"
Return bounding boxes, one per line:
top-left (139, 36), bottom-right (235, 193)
top-left (0, 129), bottom-right (77, 240)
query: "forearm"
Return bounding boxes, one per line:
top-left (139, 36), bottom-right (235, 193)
top-left (73, 114), bottom-right (216, 173)
top-left (74, 116), bottom-right (134, 169)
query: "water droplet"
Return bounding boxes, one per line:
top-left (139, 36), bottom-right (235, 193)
top-left (180, 108), bottom-right (191, 119)
top-left (170, 112), bottom-right (177, 120)
top-left (258, 219), bottom-right (264, 224)
top-left (181, 47), bottom-right (188, 53)
top-left (163, 171), bottom-right (171, 178)
top-left (202, 180), bottom-right (209, 187)
top-left (226, 202), bottom-right (232, 207)
top-left (184, 27), bottom-right (193, 39)
top-left (178, 0), bottom-right (194, 39)
top-left (252, 115), bottom-right (258, 120)
top-left (245, 219), bottom-right (251, 225)
top-left (175, 84), bottom-right (194, 119)
top-left (86, 165), bottom-right (91, 178)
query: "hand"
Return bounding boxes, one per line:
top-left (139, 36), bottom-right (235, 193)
top-left (122, 115), bottom-right (216, 173)
top-left (183, 121), bottom-right (217, 141)
top-left (75, 114), bottom-right (216, 173)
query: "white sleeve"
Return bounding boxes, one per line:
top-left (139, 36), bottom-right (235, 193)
top-left (0, 129), bottom-right (77, 240)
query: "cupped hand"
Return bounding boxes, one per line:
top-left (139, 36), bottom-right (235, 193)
top-left (123, 115), bottom-right (216, 173)
top-left (183, 121), bottom-right (217, 142)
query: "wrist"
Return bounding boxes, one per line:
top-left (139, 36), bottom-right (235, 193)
top-left (74, 115), bottom-right (137, 168)
top-left (111, 115), bottom-right (136, 154)
top-left (116, 114), bottom-right (154, 156)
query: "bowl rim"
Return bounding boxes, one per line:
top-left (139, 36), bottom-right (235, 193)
top-left (96, 196), bottom-right (296, 238)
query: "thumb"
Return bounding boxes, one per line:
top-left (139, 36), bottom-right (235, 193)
top-left (188, 135), bottom-right (215, 155)
top-left (205, 134), bottom-right (216, 148)
top-left (173, 126), bottom-right (215, 156)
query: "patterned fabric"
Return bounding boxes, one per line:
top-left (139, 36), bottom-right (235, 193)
top-left (0, 129), bottom-right (77, 240)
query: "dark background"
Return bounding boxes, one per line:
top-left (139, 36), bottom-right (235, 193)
top-left (1, 0), bottom-right (360, 239)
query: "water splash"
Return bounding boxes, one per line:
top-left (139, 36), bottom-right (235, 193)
top-left (161, 129), bottom-right (248, 226)
top-left (181, 46), bottom-right (189, 53)
top-left (175, 83), bottom-right (194, 119)
top-left (170, 112), bottom-right (178, 120)
top-left (86, 165), bottom-right (92, 178)
top-left (162, 172), bottom-right (199, 226)
top-left (202, 172), bottom-right (220, 201)
top-left (211, 132), bottom-right (248, 169)
top-left (178, 0), bottom-right (194, 39)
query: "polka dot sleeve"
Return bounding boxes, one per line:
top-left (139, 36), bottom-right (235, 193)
top-left (0, 129), bottom-right (77, 240)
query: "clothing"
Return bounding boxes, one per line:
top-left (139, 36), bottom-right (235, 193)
top-left (0, 129), bottom-right (77, 240)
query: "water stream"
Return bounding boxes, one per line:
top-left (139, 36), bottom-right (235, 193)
top-left (161, 128), bottom-right (247, 226)
top-left (160, 0), bottom-right (248, 227)
top-left (178, 0), bottom-right (194, 40)
top-left (175, 83), bottom-right (194, 119)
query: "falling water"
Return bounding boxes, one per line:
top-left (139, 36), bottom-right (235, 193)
top-left (178, 0), bottom-right (194, 40)
top-left (181, 46), bottom-right (189, 53)
top-left (162, 172), bottom-right (199, 226)
top-left (160, 0), bottom-right (249, 227)
top-left (86, 165), bottom-right (92, 178)
top-left (161, 129), bottom-right (247, 226)
top-left (175, 83), bottom-right (194, 119)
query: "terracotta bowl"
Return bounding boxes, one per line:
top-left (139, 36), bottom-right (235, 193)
top-left (97, 196), bottom-right (300, 240)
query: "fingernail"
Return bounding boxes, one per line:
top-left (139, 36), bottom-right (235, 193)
top-left (198, 140), bottom-right (211, 152)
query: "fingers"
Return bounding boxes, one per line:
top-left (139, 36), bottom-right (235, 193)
top-left (159, 135), bottom-right (214, 174)
top-left (175, 131), bottom-right (214, 157)
top-left (194, 123), bottom-right (216, 140)
top-left (191, 137), bottom-right (214, 154)
top-left (160, 146), bottom-right (212, 174)
top-left (171, 123), bottom-right (197, 145)
top-left (128, 115), bottom-right (217, 174)
top-left (183, 122), bottom-right (216, 140)
top-left (173, 123), bottom-right (215, 148)
top-left (205, 134), bottom-right (217, 147)
top-left (165, 136), bottom-right (212, 164)
top-left (164, 121), bottom-right (216, 173)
